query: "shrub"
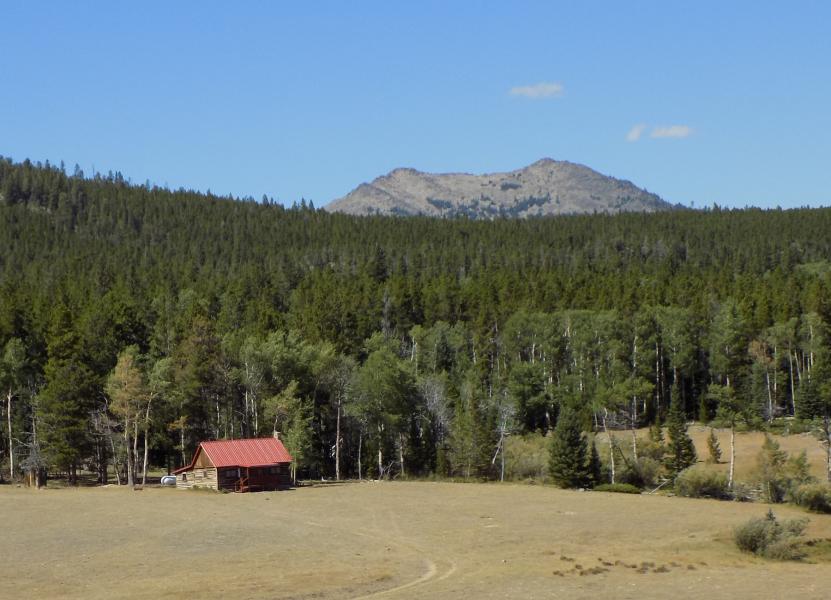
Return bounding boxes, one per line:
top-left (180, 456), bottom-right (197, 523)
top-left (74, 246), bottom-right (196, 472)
top-left (791, 483), bottom-right (831, 514)
top-left (734, 510), bottom-right (808, 560)
top-left (730, 481), bottom-right (758, 502)
top-left (641, 423), bottom-right (665, 461)
top-left (504, 434), bottom-right (548, 481)
top-left (766, 418), bottom-right (813, 435)
top-left (674, 467), bottom-right (729, 499)
top-left (755, 436), bottom-right (814, 503)
top-left (617, 457), bottom-right (661, 489)
top-left (593, 483), bottom-right (641, 494)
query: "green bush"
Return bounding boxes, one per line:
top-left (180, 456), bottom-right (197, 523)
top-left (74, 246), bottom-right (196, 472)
top-left (755, 436), bottom-right (814, 503)
top-left (791, 483), bottom-right (831, 514)
top-left (504, 434), bottom-right (548, 481)
top-left (618, 457), bottom-right (662, 489)
top-left (730, 481), bottom-right (758, 502)
top-left (674, 467), bottom-right (729, 499)
top-left (734, 510), bottom-right (808, 560)
top-left (765, 418), bottom-right (814, 435)
top-left (593, 483), bottom-right (641, 494)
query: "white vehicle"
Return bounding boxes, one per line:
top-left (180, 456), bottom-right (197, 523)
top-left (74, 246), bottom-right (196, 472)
top-left (160, 475), bottom-right (176, 487)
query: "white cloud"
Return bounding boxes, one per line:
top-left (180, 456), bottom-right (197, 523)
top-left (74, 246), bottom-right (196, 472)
top-left (509, 82), bottom-right (564, 99)
top-left (626, 124), bottom-right (646, 142)
top-left (650, 125), bottom-right (693, 139)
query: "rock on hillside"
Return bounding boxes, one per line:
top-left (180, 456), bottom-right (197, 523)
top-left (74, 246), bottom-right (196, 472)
top-left (325, 159), bottom-right (673, 218)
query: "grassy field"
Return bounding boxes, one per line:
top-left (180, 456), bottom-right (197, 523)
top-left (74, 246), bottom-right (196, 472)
top-left (1, 479), bottom-right (830, 599)
top-left (593, 424), bottom-right (829, 482)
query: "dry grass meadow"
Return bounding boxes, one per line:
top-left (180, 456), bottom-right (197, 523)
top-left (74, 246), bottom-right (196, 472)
top-left (593, 424), bottom-right (830, 482)
top-left (2, 475), bottom-right (831, 599)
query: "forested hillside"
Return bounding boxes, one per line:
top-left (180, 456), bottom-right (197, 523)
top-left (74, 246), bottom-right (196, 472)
top-left (1, 157), bottom-right (831, 484)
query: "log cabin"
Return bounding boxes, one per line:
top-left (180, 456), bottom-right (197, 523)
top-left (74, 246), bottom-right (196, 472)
top-left (173, 435), bottom-right (293, 492)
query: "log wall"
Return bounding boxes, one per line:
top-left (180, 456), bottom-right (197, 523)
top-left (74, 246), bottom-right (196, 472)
top-left (176, 467), bottom-right (218, 490)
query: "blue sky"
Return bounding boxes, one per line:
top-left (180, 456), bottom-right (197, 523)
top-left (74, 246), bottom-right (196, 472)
top-left (2, 2), bottom-right (829, 209)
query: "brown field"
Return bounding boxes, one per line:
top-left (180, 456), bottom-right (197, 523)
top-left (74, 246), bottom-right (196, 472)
top-left (2, 478), bottom-right (831, 600)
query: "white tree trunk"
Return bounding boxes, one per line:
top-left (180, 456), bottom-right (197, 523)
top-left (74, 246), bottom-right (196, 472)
top-left (603, 411), bottom-right (615, 485)
top-left (179, 420), bottom-right (186, 467)
top-left (105, 413), bottom-right (121, 486)
top-left (124, 417), bottom-right (135, 488)
top-left (728, 426), bottom-right (736, 490)
top-left (357, 432), bottom-right (362, 481)
top-left (398, 433), bottom-right (405, 479)
top-left (824, 416), bottom-right (831, 483)
top-left (501, 435), bottom-right (505, 482)
top-left (789, 350), bottom-right (797, 415)
top-left (7, 388), bottom-right (13, 481)
top-left (377, 423), bottom-right (384, 479)
top-left (141, 400), bottom-right (152, 487)
top-left (335, 401), bottom-right (341, 481)
top-left (133, 419), bottom-right (140, 487)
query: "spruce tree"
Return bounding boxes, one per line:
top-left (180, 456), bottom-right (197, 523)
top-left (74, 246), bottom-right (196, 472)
top-left (649, 419), bottom-right (665, 445)
top-left (587, 435), bottom-right (603, 486)
top-left (665, 393), bottom-right (697, 475)
top-left (549, 409), bottom-right (589, 488)
top-left (38, 303), bottom-right (97, 484)
top-left (706, 428), bottom-right (722, 464)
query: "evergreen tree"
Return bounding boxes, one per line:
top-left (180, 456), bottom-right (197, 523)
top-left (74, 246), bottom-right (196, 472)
top-left (664, 394), bottom-right (697, 476)
top-left (548, 409), bottom-right (589, 488)
top-left (38, 304), bottom-right (98, 484)
top-left (648, 418), bottom-right (665, 445)
top-left (587, 435), bottom-right (603, 486)
top-left (706, 428), bottom-right (722, 464)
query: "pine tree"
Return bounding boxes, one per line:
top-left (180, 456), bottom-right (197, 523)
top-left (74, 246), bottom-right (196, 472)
top-left (38, 303), bottom-right (98, 484)
top-left (548, 409), bottom-right (589, 488)
top-left (706, 428), bottom-right (722, 464)
top-left (648, 419), bottom-right (665, 445)
top-left (664, 394), bottom-right (697, 475)
top-left (587, 435), bottom-right (603, 486)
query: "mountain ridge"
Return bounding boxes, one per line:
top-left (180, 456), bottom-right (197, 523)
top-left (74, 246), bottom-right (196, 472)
top-left (325, 158), bottom-right (674, 218)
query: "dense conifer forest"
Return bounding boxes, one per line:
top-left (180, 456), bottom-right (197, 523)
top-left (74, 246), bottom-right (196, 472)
top-left (1, 157), bottom-right (831, 484)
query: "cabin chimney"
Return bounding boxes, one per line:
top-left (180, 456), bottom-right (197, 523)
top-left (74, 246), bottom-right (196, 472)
top-left (273, 431), bottom-right (281, 440)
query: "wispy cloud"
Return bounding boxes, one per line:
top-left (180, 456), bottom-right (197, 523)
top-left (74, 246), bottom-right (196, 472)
top-left (509, 82), bottom-right (564, 99)
top-left (626, 124), bottom-right (646, 142)
top-left (650, 125), bottom-right (693, 139)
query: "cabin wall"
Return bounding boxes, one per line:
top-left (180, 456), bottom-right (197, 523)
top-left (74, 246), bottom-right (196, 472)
top-left (175, 467), bottom-right (218, 490)
top-left (246, 463), bottom-right (292, 490)
top-left (218, 467), bottom-right (242, 491)
top-left (194, 451), bottom-right (214, 468)
top-left (215, 463), bottom-right (292, 491)
top-left (177, 463), bottom-right (292, 492)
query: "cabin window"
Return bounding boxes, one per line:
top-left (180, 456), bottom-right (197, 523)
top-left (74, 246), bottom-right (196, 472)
top-left (182, 473), bottom-right (188, 482)
top-left (268, 466), bottom-right (280, 475)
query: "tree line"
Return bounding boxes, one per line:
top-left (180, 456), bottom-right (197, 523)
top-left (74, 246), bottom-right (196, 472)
top-left (1, 156), bottom-right (830, 485)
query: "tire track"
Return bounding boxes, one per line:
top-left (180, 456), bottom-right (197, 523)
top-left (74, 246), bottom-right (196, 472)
top-left (352, 558), bottom-right (438, 599)
top-left (303, 503), bottom-right (460, 598)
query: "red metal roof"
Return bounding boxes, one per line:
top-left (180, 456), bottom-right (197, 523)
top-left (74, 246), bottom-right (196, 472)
top-left (174, 437), bottom-right (293, 473)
